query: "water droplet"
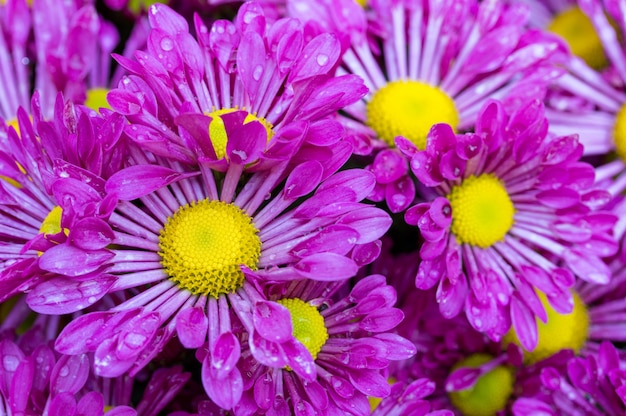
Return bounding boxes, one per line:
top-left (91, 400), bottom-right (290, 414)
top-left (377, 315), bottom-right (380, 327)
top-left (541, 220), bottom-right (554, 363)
top-left (59, 365), bottom-right (70, 377)
top-left (253, 65), bottom-right (263, 81)
top-left (160, 37), bottom-right (174, 52)
top-left (316, 54), bottom-right (328, 66)
top-left (88, 296), bottom-right (97, 304)
top-left (3, 355), bottom-right (19, 372)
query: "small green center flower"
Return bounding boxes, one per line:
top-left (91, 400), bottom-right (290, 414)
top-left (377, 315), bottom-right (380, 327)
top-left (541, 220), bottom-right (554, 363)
top-left (447, 174), bottom-right (515, 248)
top-left (158, 199), bottom-right (261, 298)
top-left (502, 291), bottom-right (589, 364)
top-left (548, 7), bottom-right (607, 70)
top-left (206, 108), bottom-right (274, 159)
top-left (277, 298), bottom-right (328, 359)
top-left (84, 88), bottom-right (112, 112)
top-left (366, 80), bottom-right (459, 150)
top-left (448, 354), bottom-right (514, 416)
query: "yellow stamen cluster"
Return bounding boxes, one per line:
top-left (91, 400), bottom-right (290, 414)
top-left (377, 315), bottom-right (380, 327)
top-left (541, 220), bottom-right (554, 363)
top-left (84, 88), bottom-right (112, 112)
top-left (447, 174), bottom-right (515, 248)
top-left (366, 80), bottom-right (459, 150)
top-left (206, 108), bottom-right (274, 159)
top-left (278, 298), bottom-right (329, 360)
top-left (448, 354), bottom-right (514, 416)
top-left (613, 103), bottom-right (626, 162)
top-left (548, 7), bottom-right (607, 70)
top-left (159, 199), bottom-right (261, 298)
top-left (502, 291), bottom-right (589, 364)
top-left (39, 206), bottom-right (65, 236)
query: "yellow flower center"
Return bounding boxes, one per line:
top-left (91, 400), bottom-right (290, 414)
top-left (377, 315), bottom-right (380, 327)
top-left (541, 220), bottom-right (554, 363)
top-left (207, 108), bottom-right (274, 159)
top-left (613, 103), bottom-right (626, 162)
top-left (548, 7), bottom-right (607, 70)
top-left (277, 298), bottom-right (328, 360)
top-left (158, 199), bottom-right (261, 298)
top-left (128, 0), bottom-right (166, 14)
top-left (39, 206), bottom-right (65, 236)
top-left (447, 174), bottom-right (515, 248)
top-left (354, 0), bottom-right (367, 6)
top-left (84, 88), bottom-right (111, 112)
top-left (366, 80), bottom-right (459, 150)
top-left (448, 354), bottom-right (514, 416)
top-left (502, 291), bottom-right (589, 364)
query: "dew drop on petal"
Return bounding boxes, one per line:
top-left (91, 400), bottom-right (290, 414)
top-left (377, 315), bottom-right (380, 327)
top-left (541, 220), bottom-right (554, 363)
top-left (59, 365), bottom-right (70, 377)
top-left (316, 54), bottom-right (328, 66)
top-left (160, 38), bottom-right (174, 51)
top-left (253, 65), bottom-right (263, 81)
top-left (3, 355), bottom-right (19, 372)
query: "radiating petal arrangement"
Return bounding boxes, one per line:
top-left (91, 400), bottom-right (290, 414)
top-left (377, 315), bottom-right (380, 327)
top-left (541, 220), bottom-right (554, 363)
top-left (2, 0), bottom-right (626, 414)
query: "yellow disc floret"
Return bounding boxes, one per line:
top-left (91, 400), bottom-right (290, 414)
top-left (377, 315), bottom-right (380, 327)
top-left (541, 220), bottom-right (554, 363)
top-left (613, 103), bottom-right (626, 162)
top-left (85, 88), bottom-right (112, 112)
top-left (448, 354), bottom-right (514, 416)
top-left (206, 108), bottom-right (274, 159)
top-left (447, 174), bottom-right (515, 248)
top-left (366, 80), bottom-right (459, 150)
top-left (159, 199), bottom-right (261, 298)
top-left (39, 206), bottom-right (65, 236)
top-left (548, 7), bottom-right (607, 70)
top-left (278, 298), bottom-right (328, 359)
top-left (502, 291), bottom-right (589, 364)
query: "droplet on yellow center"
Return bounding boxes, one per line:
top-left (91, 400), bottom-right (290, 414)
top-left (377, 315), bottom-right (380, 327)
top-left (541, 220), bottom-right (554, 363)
top-left (206, 108), bottom-right (274, 159)
top-left (502, 291), bottom-right (589, 364)
top-left (84, 88), bottom-right (111, 112)
top-left (448, 354), bottom-right (514, 416)
top-left (158, 199), bottom-right (261, 298)
top-left (548, 7), bottom-right (607, 70)
top-left (366, 80), bottom-right (459, 150)
top-left (613, 103), bottom-right (626, 162)
top-left (447, 174), bottom-right (515, 248)
top-left (277, 298), bottom-right (328, 359)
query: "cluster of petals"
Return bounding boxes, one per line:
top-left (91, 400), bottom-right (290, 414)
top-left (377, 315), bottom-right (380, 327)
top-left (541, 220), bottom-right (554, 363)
top-left (287, 0), bottom-right (566, 212)
top-left (403, 99), bottom-right (617, 350)
top-left (233, 275), bottom-right (415, 415)
top-left (108, 3), bottom-right (366, 170)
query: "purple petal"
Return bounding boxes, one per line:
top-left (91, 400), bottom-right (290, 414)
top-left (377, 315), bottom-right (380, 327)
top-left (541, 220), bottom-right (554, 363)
top-left (211, 332), bottom-right (241, 378)
top-left (290, 33), bottom-right (340, 83)
top-left (292, 225), bottom-right (359, 257)
top-left (348, 369), bottom-right (390, 398)
top-left (175, 307), bottom-right (208, 348)
top-left (294, 253), bottom-right (358, 280)
top-left (372, 149), bottom-right (407, 185)
top-left (148, 4), bottom-right (188, 34)
top-left (202, 357), bottom-right (243, 410)
top-left (284, 161), bottom-right (324, 200)
top-left (69, 218), bottom-right (115, 251)
top-left (536, 188), bottom-right (580, 209)
top-left (510, 293), bottom-right (538, 352)
top-left (76, 392), bottom-right (106, 416)
top-left (563, 248), bottom-right (610, 284)
top-left (27, 275), bottom-right (116, 314)
top-left (39, 245), bottom-right (113, 277)
top-left (49, 393), bottom-right (77, 416)
top-left (359, 308), bottom-right (404, 332)
top-left (51, 354), bottom-right (90, 396)
top-left (283, 340), bottom-right (316, 382)
top-left (105, 165), bottom-right (194, 200)
top-left (253, 301), bottom-right (293, 343)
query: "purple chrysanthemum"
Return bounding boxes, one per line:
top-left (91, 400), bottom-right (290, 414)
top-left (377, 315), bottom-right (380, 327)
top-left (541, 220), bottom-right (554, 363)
top-left (0, 93), bottom-right (125, 299)
top-left (403, 98), bottom-right (617, 351)
top-left (287, 0), bottom-right (564, 213)
top-left (233, 275), bottom-right (415, 415)
top-left (513, 341), bottom-right (626, 415)
top-left (28, 114), bottom-right (390, 409)
top-left (108, 2), bottom-right (366, 172)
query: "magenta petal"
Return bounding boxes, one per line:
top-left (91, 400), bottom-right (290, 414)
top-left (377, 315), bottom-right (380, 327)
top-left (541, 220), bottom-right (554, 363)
top-left (93, 338), bottom-right (134, 377)
top-left (284, 161), bottom-right (324, 200)
top-left (49, 393), bottom-right (77, 416)
top-left (510, 293), bottom-right (538, 352)
top-left (76, 392), bottom-right (106, 416)
top-left (106, 90), bottom-right (142, 115)
top-left (249, 330), bottom-right (288, 368)
top-left (50, 354), bottom-right (89, 396)
top-left (148, 3), bottom-right (188, 34)
top-left (175, 307), bottom-right (208, 349)
top-left (116, 312), bottom-right (161, 361)
top-left (211, 332), bottom-right (241, 378)
top-left (563, 248), bottom-right (610, 284)
top-left (70, 218), bottom-right (116, 250)
top-left (253, 301), bottom-right (293, 343)
top-left (317, 169), bottom-right (376, 202)
top-left (337, 207), bottom-right (392, 244)
top-left (372, 333), bottom-right (417, 360)
top-left (292, 225), bottom-right (359, 257)
top-left (223, 112), bottom-right (267, 164)
top-left (385, 176), bottom-right (415, 214)
top-left (290, 32), bottom-right (340, 83)
top-left (446, 367), bottom-right (482, 391)
top-left (283, 340), bottom-right (316, 382)
top-left (294, 253), bottom-right (358, 280)
top-left (359, 308), bottom-right (403, 332)
top-left (372, 149), bottom-right (407, 184)
top-left (416, 258), bottom-right (445, 290)
top-left (10, 359), bottom-right (33, 413)
top-left (105, 165), bottom-right (193, 200)
top-left (39, 245), bottom-right (113, 277)
top-left (348, 369), bottom-right (390, 398)
top-left (27, 275), bottom-right (115, 314)
top-left (202, 356), bottom-right (243, 410)
top-left (253, 371), bottom-right (276, 411)
top-left (536, 188), bottom-right (580, 209)
top-left (512, 398), bottom-right (557, 416)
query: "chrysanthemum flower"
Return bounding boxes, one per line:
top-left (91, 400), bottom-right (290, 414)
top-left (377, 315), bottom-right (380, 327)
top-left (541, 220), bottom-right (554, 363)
top-left (287, 0), bottom-right (564, 212)
top-left (108, 2), bottom-right (367, 171)
top-left (403, 98), bottom-right (617, 351)
top-left (31, 115), bottom-right (389, 409)
top-left (514, 0), bottom-right (608, 70)
top-left (232, 275), bottom-right (415, 415)
top-left (0, 93), bottom-right (125, 299)
top-left (512, 341), bottom-right (626, 415)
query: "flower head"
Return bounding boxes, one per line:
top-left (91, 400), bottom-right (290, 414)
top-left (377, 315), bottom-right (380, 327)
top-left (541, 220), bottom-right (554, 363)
top-left (287, 0), bottom-right (565, 212)
top-left (234, 275), bottom-right (415, 415)
top-left (404, 99), bottom-right (617, 350)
